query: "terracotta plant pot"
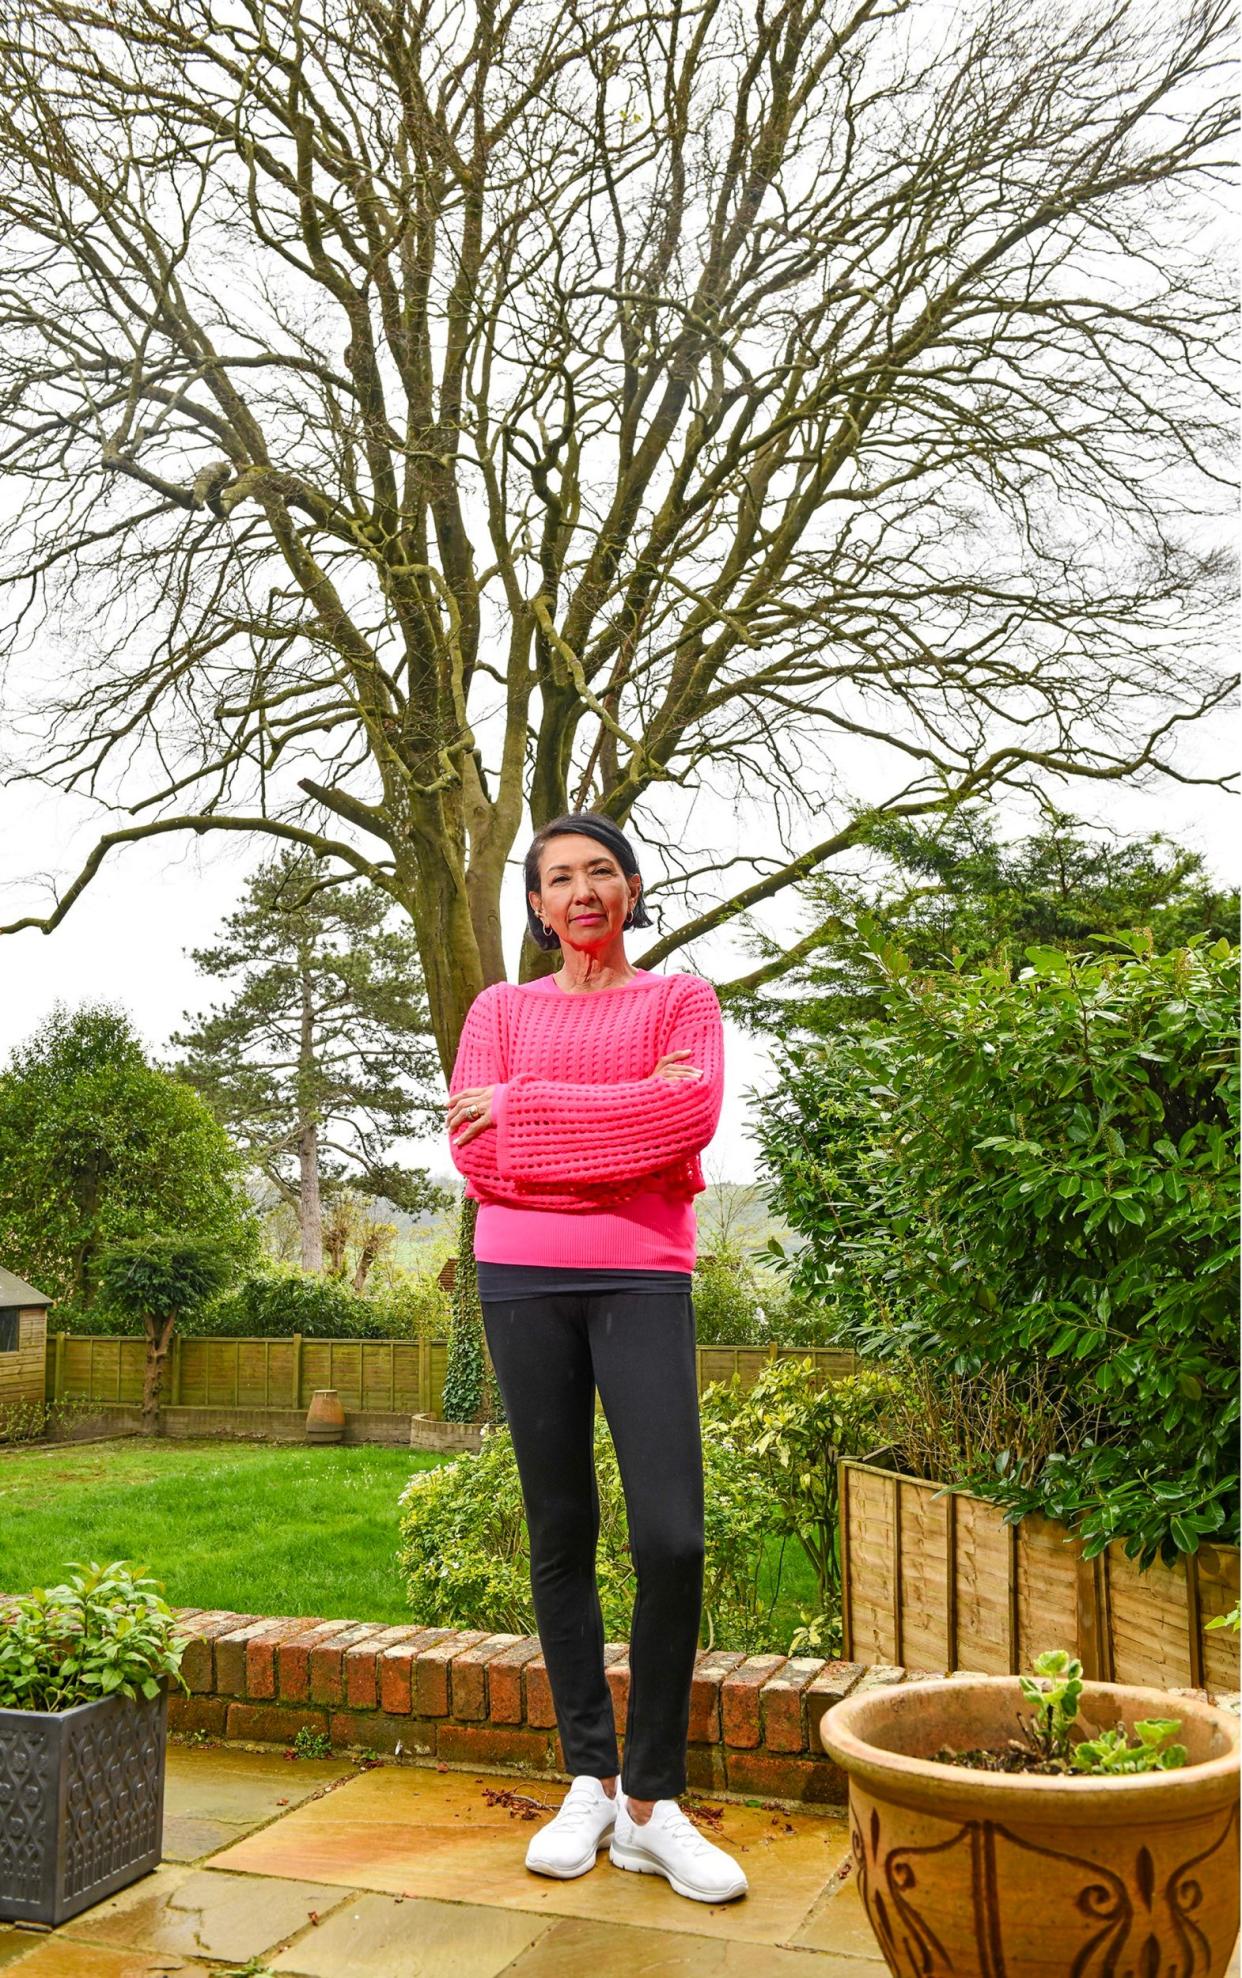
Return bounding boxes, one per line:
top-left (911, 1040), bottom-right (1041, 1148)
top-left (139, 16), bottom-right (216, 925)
top-left (820, 1676), bottom-right (1240, 1978)
top-left (305, 1389), bottom-right (345, 1444)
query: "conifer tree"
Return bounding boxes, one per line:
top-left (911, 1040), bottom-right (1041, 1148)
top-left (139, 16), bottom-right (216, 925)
top-left (171, 854), bottom-right (444, 1270)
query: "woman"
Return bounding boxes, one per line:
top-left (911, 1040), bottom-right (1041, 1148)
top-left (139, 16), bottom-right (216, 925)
top-left (445, 811), bottom-right (748, 1906)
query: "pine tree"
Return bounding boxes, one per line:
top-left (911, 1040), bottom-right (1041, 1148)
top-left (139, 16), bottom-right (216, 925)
top-left (170, 854), bottom-right (445, 1269)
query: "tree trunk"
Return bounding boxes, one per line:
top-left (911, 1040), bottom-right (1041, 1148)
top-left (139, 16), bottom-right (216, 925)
top-left (299, 1121), bottom-right (323, 1271)
top-left (351, 1229), bottom-right (381, 1293)
top-left (142, 1313), bottom-right (175, 1435)
top-left (297, 948), bottom-right (323, 1271)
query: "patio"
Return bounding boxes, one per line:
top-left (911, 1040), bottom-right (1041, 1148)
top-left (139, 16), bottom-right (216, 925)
top-left (0, 1739), bottom-right (888, 1975)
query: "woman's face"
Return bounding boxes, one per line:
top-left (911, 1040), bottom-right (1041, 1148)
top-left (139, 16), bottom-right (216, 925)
top-left (531, 833), bottom-right (642, 952)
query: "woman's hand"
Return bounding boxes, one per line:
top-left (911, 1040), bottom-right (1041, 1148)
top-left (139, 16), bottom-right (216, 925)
top-left (448, 1053), bottom-right (697, 1146)
top-left (647, 1048), bottom-right (703, 1081)
top-left (446, 1084), bottom-right (497, 1145)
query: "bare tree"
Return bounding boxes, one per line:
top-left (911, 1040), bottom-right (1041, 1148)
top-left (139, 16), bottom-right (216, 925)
top-left (0, 0), bottom-right (1235, 1067)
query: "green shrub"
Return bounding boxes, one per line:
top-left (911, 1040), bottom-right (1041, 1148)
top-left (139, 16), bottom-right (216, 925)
top-left (198, 1265), bottom-right (392, 1339)
top-left (396, 1362), bottom-right (902, 1654)
top-left (0, 1560), bottom-right (190, 1712)
top-left (692, 1239), bottom-right (841, 1346)
top-left (756, 931), bottom-right (1240, 1564)
top-left (369, 1263), bottom-right (453, 1341)
top-left (692, 1242), bottom-right (767, 1344)
top-left (0, 1397), bottom-right (112, 1445)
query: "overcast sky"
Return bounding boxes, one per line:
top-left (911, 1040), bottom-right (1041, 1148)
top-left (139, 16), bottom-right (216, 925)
top-left (0, 734), bottom-right (1234, 1183)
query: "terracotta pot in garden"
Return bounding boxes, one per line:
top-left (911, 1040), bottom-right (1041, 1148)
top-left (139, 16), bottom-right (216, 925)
top-left (305, 1388), bottom-right (345, 1443)
top-left (820, 1676), bottom-right (1240, 1978)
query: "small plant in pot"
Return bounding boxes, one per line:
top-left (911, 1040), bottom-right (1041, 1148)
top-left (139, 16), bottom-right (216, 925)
top-left (820, 1649), bottom-right (1240, 1978)
top-left (0, 1559), bottom-right (190, 1926)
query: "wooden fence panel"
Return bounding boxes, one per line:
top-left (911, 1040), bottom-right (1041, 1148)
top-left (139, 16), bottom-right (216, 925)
top-left (391, 1344), bottom-right (423, 1413)
top-left (1107, 1543), bottom-right (1204, 1690)
top-left (325, 1342), bottom-right (362, 1410)
top-left (47, 1332), bottom-right (861, 1432)
top-left (58, 1337), bottom-right (144, 1406)
top-left (237, 1340), bottom-right (272, 1408)
top-left (1015, 1514), bottom-right (1080, 1672)
top-left (839, 1459), bottom-right (1240, 1690)
top-left (300, 1341), bottom-right (334, 1403)
top-left (842, 1463), bottom-right (898, 1662)
top-left (429, 1341), bottom-right (448, 1417)
top-left (265, 1340), bottom-right (297, 1409)
top-left (949, 1491), bottom-right (1013, 1675)
top-left (897, 1478), bottom-right (951, 1675)
top-left (1200, 1543), bottom-right (1241, 1695)
top-left (177, 1339), bottom-right (209, 1406)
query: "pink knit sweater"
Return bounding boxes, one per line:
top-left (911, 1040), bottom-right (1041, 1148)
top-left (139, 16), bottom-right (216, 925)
top-left (447, 970), bottom-right (724, 1271)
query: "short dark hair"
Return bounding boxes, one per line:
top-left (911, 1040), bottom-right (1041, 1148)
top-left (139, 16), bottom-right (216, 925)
top-left (523, 812), bottom-right (653, 951)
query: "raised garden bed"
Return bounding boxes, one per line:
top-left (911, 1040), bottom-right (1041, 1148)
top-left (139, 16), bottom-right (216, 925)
top-left (839, 1459), bottom-right (1240, 1692)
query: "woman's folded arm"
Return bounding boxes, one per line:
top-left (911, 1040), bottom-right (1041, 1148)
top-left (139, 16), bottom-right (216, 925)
top-left (446, 986), bottom-right (508, 1191)
top-left (492, 976), bottom-right (724, 1186)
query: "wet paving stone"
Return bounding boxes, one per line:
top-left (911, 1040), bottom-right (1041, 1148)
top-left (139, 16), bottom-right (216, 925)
top-left (267, 1891), bottom-right (554, 1976)
top-left (56, 1863), bottom-right (349, 1964)
top-left (206, 1760), bottom-right (854, 1949)
top-left (162, 1739), bottom-right (357, 1861)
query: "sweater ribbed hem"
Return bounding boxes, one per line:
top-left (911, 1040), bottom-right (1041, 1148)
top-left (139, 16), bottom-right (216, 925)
top-left (475, 1192), bottom-right (697, 1272)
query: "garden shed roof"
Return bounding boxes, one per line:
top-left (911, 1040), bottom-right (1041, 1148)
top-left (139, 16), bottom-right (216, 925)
top-left (0, 1265), bottom-right (53, 1307)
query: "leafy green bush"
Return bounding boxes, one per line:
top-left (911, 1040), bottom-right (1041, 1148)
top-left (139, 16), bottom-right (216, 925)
top-left (756, 931), bottom-right (1240, 1564)
top-left (397, 1362), bottom-right (901, 1654)
top-left (0, 1003), bottom-right (259, 1320)
top-left (691, 1240), bottom-right (842, 1346)
top-left (197, 1264), bottom-right (394, 1339)
top-left (397, 1417), bottom-right (624, 1638)
top-left (692, 1243), bottom-right (767, 1344)
top-left (0, 1398), bottom-right (100, 1445)
top-left (368, 1259), bottom-right (453, 1341)
top-left (0, 1560), bottom-right (190, 1712)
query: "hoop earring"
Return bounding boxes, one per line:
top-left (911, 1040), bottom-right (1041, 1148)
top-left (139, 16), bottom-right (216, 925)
top-left (623, 911), bottom-right (634, 929)
top-left (541, 920), bottom-right (554, 936)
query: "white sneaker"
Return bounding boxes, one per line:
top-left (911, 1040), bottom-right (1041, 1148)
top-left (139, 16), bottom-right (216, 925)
top-left (610, 1793), bottom-right (749, 1902)
top-left (524, 1776), bottom-right (618, 1879)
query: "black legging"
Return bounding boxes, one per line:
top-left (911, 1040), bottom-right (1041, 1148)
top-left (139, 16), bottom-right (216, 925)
top-left (479, 1287), bottom-right (705, 1800)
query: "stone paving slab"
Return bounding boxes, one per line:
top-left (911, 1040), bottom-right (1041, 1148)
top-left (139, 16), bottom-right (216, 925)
top-left (1, 1741), bottom-right (1233, 1976)
top-left (56, 1863), bottom-right (348, 1965)
top-left (500, 1917), bottom-right (890, 1973)
top-left (0, 1949), bottom-right (209, 1977)
top-left (205, 1760), bottom-right (853, 1949)
top-left (162, 1740), bottom-right (357, 1861)
top-left (267, 1892), bottom-right (555, 1976)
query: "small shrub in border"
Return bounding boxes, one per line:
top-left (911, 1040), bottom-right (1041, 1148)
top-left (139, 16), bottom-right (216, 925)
top-left (397, 1362), bottom-right (903, 1655)
top-left (0, 1560), bottom-right (189, 1713)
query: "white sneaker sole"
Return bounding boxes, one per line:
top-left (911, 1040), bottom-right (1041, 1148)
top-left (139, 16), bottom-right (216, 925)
top-left (609, 1836), bottom-right (748, 1903)
top-left (525, 1825), bottom-right (616, 1879)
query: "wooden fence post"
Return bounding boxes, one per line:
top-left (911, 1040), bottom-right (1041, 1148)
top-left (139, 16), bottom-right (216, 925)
top-left (52, 1330), bottom-right (66, 1403)
top-left (170, 1334), bottom-right (182, 1407)
top-left (839, 1461), bottom-right (853, 1659)
top-left (291, 1333), bottom-right (304, 1410)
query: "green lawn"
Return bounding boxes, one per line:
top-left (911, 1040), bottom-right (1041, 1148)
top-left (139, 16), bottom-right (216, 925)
top-left (0, 1440), bottom-right (433, 1624)
top-left (0, 1439), bottom-right (819, 1648)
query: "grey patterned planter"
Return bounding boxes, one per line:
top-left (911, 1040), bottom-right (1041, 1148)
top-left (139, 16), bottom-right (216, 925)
top-left (0, 1687), bottom-right (167, 1925)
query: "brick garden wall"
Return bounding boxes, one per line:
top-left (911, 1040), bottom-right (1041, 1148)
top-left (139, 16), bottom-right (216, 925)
top-left (169, 1605), bottom-right (923, 1809)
